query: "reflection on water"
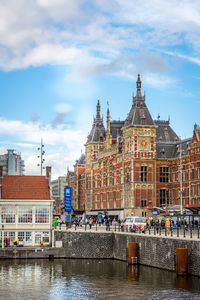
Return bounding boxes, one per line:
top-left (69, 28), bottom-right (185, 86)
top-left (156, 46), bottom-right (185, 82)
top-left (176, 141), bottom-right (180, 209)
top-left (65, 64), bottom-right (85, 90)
top-left (0, 259), bottom-right (200, 300)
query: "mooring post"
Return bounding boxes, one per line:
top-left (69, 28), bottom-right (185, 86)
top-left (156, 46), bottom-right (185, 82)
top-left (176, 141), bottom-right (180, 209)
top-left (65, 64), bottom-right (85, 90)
top-left (176, 248), bottom-right (188, 275)
top-left (127, 243), bottom-right (138, 265)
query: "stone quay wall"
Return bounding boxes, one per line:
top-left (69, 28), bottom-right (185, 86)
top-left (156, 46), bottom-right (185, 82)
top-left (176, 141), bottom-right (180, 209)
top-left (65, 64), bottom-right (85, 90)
top-left (55, 231), bottom-right (200, 277)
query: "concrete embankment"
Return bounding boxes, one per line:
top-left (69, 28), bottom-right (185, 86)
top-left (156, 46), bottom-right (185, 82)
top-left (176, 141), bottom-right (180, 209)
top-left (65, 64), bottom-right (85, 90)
top-left (55, 231), bottom-right (200, 277)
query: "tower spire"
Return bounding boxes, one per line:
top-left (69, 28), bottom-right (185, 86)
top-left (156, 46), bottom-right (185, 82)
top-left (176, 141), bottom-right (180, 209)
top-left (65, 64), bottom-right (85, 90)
top-left (96, 100), bottom-right (100, 118)
top-left (136, 74), bottom-right (142, 97)
top-left (106, 101), bottom-right (110, 133)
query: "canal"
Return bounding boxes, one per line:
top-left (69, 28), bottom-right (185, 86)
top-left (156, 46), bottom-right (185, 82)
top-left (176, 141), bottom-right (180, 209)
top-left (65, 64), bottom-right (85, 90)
top-left (0, 259), bottom-right (200, 299)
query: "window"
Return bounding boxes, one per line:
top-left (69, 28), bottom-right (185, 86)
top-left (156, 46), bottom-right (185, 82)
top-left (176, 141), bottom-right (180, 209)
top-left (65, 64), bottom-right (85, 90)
top-left (100, 193), bottom-right (103, 208)
top-left (160, 189), bottom-right (169, 206)
top-left (42, 232), bottom-right (49, 243)
top-left (26, 232), bottom-right (32, 243)
top-left (18, 206), bottom-right (32, 223)
top-left (141, 200), bottom-right (147, 207)
top-left (1, 206), bottom-right (15, 223)
top-left (120, 168), bottom-right (123, 184)
top-left (125, 166), bottom-right (130, 182)
top-left (18, 232), bottom-right (25, 242)
top-left (141, 166), bottom-right (147, 182)
top-left (160, 167), bottom-right (169, 183)
top-left (112, 165), bottom-right (116, 185)
top-left (113, 191), bottom-right (116, 207)
top-left (94, 194), bottom-right (98, 209)
top-left (35, 207), bottom-right (49, 223)
top-left (106, 192), bottom-right (109, 209)
top-left (106, 161), bottom-right (109, 186)
top-left (120, 190), bottom-right (123, 208)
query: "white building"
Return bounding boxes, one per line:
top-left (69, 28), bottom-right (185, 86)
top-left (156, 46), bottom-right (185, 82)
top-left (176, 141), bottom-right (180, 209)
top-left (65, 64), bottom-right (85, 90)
top-left (0, 175), bottom-right (54, 247)
top-left (51, 176), bottom-right (67, 201)
top-left (0, 149), bottom-right (25, 176)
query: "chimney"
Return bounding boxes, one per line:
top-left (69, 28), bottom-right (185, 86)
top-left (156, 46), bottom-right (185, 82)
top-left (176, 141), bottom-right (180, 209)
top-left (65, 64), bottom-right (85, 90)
top-left (46, 166), bottom-right (51, 182)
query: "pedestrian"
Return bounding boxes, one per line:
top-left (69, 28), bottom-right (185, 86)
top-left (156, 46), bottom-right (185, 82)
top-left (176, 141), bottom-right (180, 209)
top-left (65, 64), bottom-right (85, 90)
top-left (89, 218), bottom-right (93, 229)
top-left (165, 219), bottom-right (171, 235)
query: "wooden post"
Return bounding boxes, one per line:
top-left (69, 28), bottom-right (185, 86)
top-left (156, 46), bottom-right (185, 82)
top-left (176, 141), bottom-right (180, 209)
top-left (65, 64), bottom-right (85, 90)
top-left (176, 248), bottom-right (188, 275)
top-left (127, 242), bottom-right (138, 265)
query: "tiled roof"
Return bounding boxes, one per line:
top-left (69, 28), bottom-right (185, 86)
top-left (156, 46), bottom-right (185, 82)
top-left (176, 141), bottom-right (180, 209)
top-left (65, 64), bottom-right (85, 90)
top-left (124, 95), bottom-right (155, 127)
top-left (1, 175), bottom-right (51, 199)
top-left (155, 120), bottom-right (180, 143)
top-left (110, 121), bottom-right (124, 138)
top-left (87, 116), bottom-right (105, 143)
top-left (75, 153), bottom-right (86, 165)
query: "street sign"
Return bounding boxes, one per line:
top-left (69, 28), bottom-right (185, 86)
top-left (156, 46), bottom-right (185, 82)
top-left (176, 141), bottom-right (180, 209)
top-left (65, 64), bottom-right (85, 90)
top-left (64, 187), bottom-right (72, 212)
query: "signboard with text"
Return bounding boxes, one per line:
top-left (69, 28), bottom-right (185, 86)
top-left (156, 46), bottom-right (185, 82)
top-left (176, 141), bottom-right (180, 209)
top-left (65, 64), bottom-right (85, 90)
top-left (64, 187), bottom-right (72, 212)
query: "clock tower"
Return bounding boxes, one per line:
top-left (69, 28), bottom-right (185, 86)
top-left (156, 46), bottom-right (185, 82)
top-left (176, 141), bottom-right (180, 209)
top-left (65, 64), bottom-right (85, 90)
top-left (122, 74), bottom-right (157, 216)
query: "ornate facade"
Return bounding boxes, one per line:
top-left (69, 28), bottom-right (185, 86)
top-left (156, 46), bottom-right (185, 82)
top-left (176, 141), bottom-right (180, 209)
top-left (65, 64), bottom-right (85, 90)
top-left (69, 75), bottom-right (200, 218)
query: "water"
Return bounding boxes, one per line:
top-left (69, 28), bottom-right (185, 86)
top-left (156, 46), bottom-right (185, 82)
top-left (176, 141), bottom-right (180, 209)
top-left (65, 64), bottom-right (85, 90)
top-left (0, 259), bottom-right (200, 300)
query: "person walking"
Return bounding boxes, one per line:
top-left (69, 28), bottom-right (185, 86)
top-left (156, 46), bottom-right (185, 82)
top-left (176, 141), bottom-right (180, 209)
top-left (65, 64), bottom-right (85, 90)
top-left (165, 219), bottom-right (171, 235)
top-left (89, 218), bottom-right (93, 229)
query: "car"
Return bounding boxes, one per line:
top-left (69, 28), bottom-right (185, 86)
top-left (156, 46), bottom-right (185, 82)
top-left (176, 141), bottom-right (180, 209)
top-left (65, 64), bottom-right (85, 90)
top-left (123, 216), bottom-right (147, 232)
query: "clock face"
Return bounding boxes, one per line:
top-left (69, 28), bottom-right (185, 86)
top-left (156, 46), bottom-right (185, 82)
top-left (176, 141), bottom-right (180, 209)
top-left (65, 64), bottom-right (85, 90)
top-left (138, 137), bottom-right (150, 150)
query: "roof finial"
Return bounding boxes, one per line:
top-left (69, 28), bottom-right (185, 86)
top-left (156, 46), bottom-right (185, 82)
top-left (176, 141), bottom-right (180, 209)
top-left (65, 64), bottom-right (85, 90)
top-left (136, 74), bottom-right (142, 97)
top-left (106, 101), bottom-right (110, 133)
top-left (157, 113), bottom-right (160, 120)
top-left (96, 99), bottom-right (100, 118)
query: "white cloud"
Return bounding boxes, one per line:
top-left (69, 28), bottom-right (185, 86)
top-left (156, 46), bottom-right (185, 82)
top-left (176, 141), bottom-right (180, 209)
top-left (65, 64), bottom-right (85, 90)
top-left (0, 0), bottom-right (200, 85)
top-left (0, 117), bottom-right (86, 179)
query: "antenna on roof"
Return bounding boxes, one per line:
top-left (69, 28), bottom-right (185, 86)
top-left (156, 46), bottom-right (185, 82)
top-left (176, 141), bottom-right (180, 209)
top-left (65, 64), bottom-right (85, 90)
top-left (168, 115), bottom-right (170, 124)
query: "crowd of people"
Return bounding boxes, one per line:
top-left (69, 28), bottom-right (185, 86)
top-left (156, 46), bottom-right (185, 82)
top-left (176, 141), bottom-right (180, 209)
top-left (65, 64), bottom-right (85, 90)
top-left (57, 215), bottom-right (200, 232)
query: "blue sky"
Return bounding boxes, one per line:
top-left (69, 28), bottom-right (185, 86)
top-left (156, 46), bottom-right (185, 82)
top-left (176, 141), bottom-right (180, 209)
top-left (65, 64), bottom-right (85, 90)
top-left (0, 0), bottom-right (200, 178)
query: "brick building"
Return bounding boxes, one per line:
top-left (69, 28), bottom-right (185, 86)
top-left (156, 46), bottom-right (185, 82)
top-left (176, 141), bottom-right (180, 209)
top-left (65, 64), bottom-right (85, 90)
top-left (69, 75), bottom-right (200, 219)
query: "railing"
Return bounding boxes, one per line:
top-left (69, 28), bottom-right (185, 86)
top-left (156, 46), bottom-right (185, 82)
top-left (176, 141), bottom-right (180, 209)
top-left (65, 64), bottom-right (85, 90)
top-left (55, 222), bottom-right (200, 239)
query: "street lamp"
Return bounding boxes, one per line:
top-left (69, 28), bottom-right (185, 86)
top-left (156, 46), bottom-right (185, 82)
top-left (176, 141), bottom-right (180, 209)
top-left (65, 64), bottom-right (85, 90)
top-left (178, 143), bottom-right (184, 215)
top-left (37, 138), bottom-right (45, 176)
top-left (2, 225), bottom-right (4, 249)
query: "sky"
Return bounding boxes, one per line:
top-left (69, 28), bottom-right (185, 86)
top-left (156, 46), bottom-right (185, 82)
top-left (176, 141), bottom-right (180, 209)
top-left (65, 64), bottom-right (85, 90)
top-left (0, 0), bottom-right (200, 179)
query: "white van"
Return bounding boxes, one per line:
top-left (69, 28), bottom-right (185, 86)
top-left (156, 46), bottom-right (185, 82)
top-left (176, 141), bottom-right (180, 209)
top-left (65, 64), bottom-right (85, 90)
top-left (123, 216), bottom-right (146, 232)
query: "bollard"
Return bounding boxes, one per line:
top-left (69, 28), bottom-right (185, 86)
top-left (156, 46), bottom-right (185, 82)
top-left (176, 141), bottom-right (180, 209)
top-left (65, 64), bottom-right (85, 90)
top-left (127, 243), bottom-right (138, 265)
top-left (154, 226), bottom-right (156, 235)
top-left (115, 224), bottom-right (116, 232)
top-left (96, 223), bottom-right (97, 231)
top-left (75, 224), bottom-right (76, 230)
top-left (176, 248), bottom-right (188, 275)
top-left (159, 227), bottom-right (161, 236)
top-left (85, 224), bottom-right (87, 231)
top-left (198, 227), bottom-right (200, 239)
top-left (177, 227), bottom-right (179, 237)
top-left (165, 227), bottom-right (167, 236)
top-left (190, 228), bottom-right (192, 238)
top-left (171, 227), bottom-right (173, 237)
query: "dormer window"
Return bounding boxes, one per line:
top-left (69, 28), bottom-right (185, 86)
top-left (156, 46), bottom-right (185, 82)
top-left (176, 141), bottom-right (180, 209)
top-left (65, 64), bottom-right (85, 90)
top-left (100, 136), bottom-right (103, 142)
top-left (161, 148), bottom-right (165, 155)
top-left (141, 114), bottom-right (146, 125)
top-left (159, 136), bottom-right (163, 142)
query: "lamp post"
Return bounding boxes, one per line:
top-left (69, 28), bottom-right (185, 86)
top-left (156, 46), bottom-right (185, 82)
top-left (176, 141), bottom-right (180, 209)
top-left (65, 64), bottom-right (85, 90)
top-left (179, 143), bottom-right (183, 216)
top-left (2, 225), bottom-right (4, 248)
top-left (37, 138), bottom-right (45, 176)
